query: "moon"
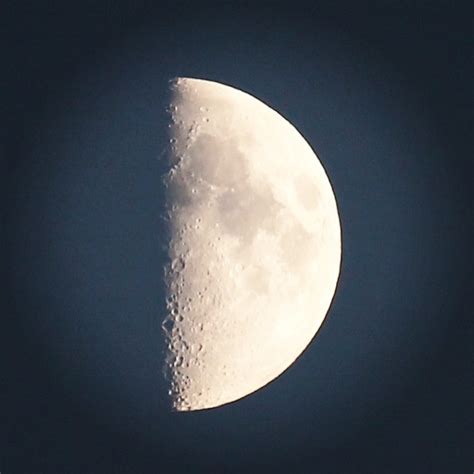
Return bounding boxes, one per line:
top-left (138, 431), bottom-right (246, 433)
top-left (161, 77), bottom-right (341, 411)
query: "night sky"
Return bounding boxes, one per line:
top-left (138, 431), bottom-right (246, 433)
top-left (2, 2), bottom-right (472, 473)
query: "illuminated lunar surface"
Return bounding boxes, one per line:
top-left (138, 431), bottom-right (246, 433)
top-left (161, 77), bottom-right (341, 411)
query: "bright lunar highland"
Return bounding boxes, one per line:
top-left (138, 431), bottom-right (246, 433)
top-left (162, 77), bottom-right (341, 411)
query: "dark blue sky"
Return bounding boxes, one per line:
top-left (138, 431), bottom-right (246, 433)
top-left (2, 2), bottom-right (471, 473)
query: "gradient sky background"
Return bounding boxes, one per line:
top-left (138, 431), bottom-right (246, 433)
top-left (2, 2), bottom-right (472, 473)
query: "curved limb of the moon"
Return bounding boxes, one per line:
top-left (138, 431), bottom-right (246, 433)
top-left (162, 77), bottom-right (341, 411)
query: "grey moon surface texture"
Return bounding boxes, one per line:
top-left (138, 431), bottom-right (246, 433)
top-left (162, 78), bottom-right (341, 411)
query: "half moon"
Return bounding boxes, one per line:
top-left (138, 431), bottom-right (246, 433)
top-left (162, 77), bottom-right (341, 411)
